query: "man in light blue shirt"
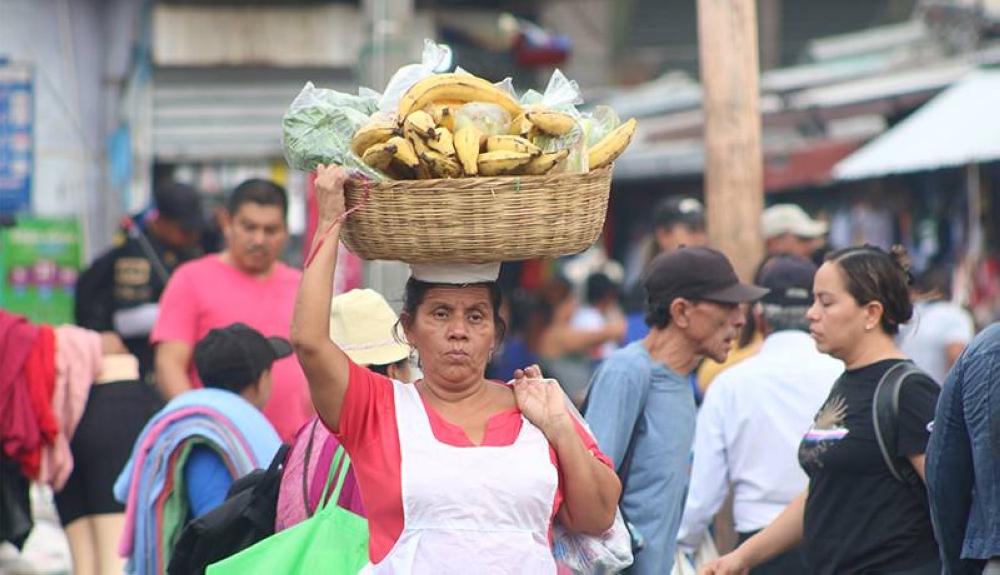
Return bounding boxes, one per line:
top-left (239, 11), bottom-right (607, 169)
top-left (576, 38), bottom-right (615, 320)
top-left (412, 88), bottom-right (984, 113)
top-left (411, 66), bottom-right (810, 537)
top-left (585, 246), bottom-right (768, 575)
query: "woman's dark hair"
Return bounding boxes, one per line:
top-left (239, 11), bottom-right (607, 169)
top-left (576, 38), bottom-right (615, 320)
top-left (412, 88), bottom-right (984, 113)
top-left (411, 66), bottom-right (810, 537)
top-left (825, 244), bottom-right (914, 335)
top-left (228, 178), bottom-right (288, 218)
top-left (398, 278), bottom-right (507, 343)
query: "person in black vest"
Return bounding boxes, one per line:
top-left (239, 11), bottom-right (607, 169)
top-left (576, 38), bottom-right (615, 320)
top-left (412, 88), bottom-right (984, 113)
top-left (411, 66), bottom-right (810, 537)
top-left (75, 182), bottom-right (205, 384)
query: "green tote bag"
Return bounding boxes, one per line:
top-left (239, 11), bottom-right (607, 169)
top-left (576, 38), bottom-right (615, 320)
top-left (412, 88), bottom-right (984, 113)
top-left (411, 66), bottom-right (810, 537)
top-left (207, 446), bottom-right (369, 575)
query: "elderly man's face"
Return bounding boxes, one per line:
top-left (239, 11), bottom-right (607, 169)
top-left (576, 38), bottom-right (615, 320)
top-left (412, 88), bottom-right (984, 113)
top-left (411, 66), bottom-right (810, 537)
top-left (673, 298), bottom-right (746, 363)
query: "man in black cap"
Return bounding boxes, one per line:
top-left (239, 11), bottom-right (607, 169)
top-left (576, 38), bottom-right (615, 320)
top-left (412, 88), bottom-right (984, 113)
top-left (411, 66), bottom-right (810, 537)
top-left (623, 196), bottom-right (708, 344)
top-left (677, 255), bottom-right (842, 575)
top-left (583, 245), bottom-right (767, 575)
top-left (75, 181), bottom-right (205, 383)
top-left (185, 322), bottom-right (290, 518)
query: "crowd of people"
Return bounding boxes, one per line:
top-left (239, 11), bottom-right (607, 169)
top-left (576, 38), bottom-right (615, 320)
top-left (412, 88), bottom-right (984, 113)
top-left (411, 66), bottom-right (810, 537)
top-left (2, 162), bottom-right (997, 575)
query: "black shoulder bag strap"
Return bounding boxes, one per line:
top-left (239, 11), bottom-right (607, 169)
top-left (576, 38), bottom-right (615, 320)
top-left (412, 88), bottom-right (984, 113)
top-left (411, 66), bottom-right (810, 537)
top-left (243, 443), bottom-right (291, 531)
top-left (872, 361), bottom-right (925, 484)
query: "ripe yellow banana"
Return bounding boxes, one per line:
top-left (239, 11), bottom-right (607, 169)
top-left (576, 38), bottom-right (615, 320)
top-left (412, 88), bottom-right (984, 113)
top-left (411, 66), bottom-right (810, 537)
top-left (525, 110), bottom-right (577, 136)
top-left (350, 121), bottom-right (398, 157)
top-left (387, 136), bottom-right (419, 170)
top-left (486, 135), bottom-right (541, 156)
top-left (426, 127), bottom-right (456, 156)
top-left (477, 150), bottom-right (535, 176)
top-left (454, 125), bottom-right (484, 176)
top-left (509, 112), bottom-right (533, 138)
top-left (398, 73), bottom-right (522, 118)
top-left (423, 102), bottom-right (457, 132)
top-left (521, 149), bottom-right (570, 175)
top-left (419, 151), bottom-right (463, 179)
top-left (403, 110), bottom-right (438, 141)
top-left (361, 142), bottom-right (398, 171)
top-left (588, 118), bottom-right (637, 170)
top-left (406, 131), bottom-right (433, 157)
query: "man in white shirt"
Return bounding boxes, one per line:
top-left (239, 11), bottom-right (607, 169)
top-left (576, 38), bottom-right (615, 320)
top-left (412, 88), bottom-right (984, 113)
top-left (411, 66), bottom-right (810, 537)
top-left (677, 255), bottom-right (842, 574)
top-left (898, 265), bottom-right (975, 385)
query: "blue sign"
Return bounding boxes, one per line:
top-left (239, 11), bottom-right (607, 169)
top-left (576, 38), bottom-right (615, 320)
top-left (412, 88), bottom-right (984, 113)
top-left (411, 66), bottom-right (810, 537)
top-left (0, 63), bottom-right (33, 215)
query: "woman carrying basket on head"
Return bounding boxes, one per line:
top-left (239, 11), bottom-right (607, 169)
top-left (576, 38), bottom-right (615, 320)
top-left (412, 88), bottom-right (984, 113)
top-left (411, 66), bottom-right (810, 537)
top-left (290, 164), bottom-right (621, 573)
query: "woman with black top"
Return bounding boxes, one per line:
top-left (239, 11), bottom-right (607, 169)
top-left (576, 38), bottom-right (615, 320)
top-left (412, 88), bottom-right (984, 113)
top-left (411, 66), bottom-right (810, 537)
top-left (702, 245), bottom-right (941, 575)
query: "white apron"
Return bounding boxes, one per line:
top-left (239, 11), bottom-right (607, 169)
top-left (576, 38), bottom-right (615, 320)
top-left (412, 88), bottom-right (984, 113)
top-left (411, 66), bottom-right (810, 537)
top-left (363, 381), bottom-right (559, 575)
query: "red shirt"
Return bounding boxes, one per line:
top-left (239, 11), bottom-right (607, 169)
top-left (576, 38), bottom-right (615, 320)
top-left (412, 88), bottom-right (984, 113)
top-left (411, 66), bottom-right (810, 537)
top-left (333, 360), bottom-right (613, 563)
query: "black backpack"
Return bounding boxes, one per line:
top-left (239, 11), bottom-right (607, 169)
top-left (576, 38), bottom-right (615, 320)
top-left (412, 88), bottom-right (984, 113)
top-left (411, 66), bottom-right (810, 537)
top-left (872, 362), bottom-right (929, 486)
top-left (168, 444), bottom-right (290, 575)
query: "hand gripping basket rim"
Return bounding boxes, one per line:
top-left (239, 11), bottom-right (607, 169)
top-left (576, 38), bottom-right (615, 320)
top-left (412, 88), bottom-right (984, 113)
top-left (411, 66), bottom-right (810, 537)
top-left (340, 166), bottom-right (613, 264)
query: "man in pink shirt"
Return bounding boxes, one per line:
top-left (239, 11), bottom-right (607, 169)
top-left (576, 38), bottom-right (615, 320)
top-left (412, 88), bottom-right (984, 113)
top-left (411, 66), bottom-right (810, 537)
top-left (151, 179), bottom-right (310, 441)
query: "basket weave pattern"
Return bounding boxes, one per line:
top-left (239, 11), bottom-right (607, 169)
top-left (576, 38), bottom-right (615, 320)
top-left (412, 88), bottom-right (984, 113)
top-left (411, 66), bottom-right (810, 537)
top-left (341, 166), bottom-right (612, 263)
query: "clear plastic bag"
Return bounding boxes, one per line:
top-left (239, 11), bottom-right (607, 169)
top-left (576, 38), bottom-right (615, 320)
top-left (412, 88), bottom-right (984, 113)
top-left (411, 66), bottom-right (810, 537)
top-left (533, 125), bottom-right (589, 174)
top-left (282, 82), bottom-right (386, 179)
top-left (581, 105), bottom-right (621, 148)
top-left (539, 68), bottom-right (584, 110)
top-left (377, 40), bottom-right (454, 112)
top-left (523, 69), bottom-right (588, 173)
top-left (453, 103), bottom-right (512, 136)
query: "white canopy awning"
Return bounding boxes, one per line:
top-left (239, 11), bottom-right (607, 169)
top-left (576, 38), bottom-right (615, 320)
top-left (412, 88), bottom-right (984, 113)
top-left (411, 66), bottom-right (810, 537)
top-left (834, 70), bottom-right (1000, 180)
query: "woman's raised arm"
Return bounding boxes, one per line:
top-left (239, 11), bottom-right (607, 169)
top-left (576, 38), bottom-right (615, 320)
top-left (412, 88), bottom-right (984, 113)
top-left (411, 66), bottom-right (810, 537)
top-left (290, 164), bottom-right (352, 432)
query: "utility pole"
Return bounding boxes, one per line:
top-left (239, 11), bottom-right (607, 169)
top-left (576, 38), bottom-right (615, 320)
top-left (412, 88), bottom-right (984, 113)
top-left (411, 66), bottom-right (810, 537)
top-left (697, 0), bottom-right (765, 281)
top-left (360, 0), bottom-right (418, 308)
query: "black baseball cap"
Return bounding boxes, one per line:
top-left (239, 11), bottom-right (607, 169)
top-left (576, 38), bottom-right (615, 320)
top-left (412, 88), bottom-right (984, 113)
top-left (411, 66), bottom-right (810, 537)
top-left (154, 181), bottom-right (205, 232)
top-left (644, 245), bottom-right (769, 304)
top-left (653, 196), bottom-right (705, 230)
top-left (758, 255), bottom-right (817, 306)
top-left (194, 323), bottom-right (293, 389)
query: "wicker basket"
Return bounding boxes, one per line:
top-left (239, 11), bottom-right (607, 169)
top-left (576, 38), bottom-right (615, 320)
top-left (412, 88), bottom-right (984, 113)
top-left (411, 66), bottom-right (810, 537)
top-left (340, 166), bottom-right (612, 264)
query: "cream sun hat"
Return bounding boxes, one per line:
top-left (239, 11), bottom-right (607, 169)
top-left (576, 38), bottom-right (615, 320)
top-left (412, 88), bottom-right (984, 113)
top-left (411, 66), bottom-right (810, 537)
top-left (330, 289), bottom-right (411, 367)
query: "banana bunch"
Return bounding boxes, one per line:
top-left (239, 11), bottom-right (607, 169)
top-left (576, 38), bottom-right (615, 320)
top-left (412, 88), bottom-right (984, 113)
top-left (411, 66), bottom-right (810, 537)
top-left (351, 71), bottom-right (638, 179)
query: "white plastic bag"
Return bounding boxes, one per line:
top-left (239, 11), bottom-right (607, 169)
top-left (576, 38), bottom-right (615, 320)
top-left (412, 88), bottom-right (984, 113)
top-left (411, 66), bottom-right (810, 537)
top-left (377, 40), bottom-right (454, 112)
top-left (549, 393), bottom-right (634, 574)
top-left (552, 509), bottom-right (634, 575)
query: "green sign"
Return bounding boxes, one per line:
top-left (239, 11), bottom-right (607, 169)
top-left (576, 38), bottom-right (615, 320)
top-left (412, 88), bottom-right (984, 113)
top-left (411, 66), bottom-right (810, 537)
top-left (0, 218), bottom-right (82, 324)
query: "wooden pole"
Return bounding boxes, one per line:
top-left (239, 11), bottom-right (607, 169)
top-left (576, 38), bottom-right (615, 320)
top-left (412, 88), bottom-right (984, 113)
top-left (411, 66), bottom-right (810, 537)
top-left (697, 0), bottom-right (765, 281)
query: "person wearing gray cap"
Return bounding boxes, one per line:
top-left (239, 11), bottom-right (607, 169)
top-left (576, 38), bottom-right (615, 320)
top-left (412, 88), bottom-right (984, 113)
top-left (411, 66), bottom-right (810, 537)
top-left (677, 256), bottom-right (841, 574)
top-left (583, 245), bottom-right (768, 575)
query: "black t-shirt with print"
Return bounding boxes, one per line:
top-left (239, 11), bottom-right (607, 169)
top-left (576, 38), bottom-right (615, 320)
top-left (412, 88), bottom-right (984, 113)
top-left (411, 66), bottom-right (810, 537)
top-left (798, 359), bottom-right (940, 575)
